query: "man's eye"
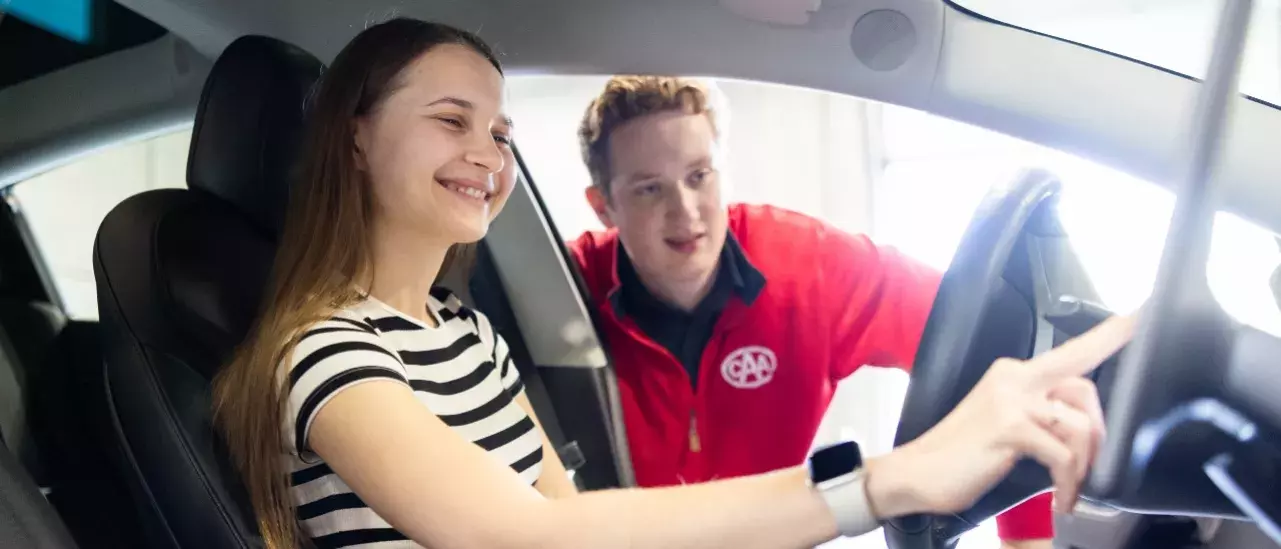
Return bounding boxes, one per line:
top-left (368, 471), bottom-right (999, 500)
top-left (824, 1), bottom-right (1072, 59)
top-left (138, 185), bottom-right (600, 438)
top-left (689, 169), bottom-right (713, 185)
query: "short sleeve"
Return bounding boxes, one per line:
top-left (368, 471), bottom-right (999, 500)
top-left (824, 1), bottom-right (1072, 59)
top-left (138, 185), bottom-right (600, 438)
top-left (995, 492), bottom-right (1055, 540)
top-left (824, 228), bottom-right (943, 381)
top-left (475, 310), bottom-right (525, 398)
top-left (283, 316), bottom-right (410, 461)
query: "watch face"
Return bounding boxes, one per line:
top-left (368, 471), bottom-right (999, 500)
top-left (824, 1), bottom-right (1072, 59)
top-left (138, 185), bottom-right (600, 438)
top-left (811, 441), bottom-right (862, 484)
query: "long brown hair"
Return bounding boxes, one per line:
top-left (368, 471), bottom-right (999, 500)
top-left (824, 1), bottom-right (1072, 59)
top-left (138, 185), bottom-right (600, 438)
top-left (211, 18), bottom-right (500, 549)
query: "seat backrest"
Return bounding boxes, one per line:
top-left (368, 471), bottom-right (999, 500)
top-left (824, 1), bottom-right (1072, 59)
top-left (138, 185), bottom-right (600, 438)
top-left (31, 320), bottom-right (148, 549)
top-left (0, 441), bottom-right (79, 549)
top-left (91, 35), bottom-right (322, 549)
top-left (0, 326), bottom-right (35, 478)
top-left (0, 204), bottom-right (76, 546)
top-left (0, 197), bottom-right (68, 485)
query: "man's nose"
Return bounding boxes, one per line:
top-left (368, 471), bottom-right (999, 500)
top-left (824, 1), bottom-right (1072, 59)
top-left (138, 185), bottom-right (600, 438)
top-left (668, 185), bottom-right (702, 224)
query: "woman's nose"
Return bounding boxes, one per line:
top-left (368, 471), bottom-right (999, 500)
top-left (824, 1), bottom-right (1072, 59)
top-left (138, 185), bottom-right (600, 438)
top-left (463, 133), bottom-right (504, 174)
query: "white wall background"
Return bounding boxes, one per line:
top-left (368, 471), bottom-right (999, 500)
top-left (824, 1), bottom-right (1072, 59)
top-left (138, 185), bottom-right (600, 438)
top-left (12, 129), bottom-right (191, 320)
top-left (505, 75), bottom-right (878, 237)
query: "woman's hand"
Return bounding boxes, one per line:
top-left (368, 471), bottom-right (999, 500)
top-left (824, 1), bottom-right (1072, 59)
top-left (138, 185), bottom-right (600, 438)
top-left (866, 313), bottom-right (1136, 518)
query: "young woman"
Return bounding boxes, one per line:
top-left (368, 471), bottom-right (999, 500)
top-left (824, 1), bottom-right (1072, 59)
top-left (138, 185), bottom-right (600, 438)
top-left (212, 18), bottom-right (1134, 549)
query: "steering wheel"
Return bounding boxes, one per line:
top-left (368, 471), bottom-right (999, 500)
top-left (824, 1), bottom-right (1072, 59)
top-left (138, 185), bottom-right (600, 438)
top-left (884, 168), bottom-right (1109, 549)
top-left (887, 2), bottom-right (1281, 544)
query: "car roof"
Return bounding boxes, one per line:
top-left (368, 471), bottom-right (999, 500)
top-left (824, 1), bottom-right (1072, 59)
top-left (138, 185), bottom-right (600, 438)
top-left (2, 0), bottom-right (1279, 234)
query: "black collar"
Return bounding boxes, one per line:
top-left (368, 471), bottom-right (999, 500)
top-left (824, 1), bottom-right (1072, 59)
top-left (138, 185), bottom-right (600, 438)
top-left (610, 232), bottom-right (765, 320)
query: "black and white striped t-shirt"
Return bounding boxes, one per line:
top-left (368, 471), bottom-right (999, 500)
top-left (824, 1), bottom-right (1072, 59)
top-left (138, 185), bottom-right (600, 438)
top-left (284, 289), bottom-right (544, 548)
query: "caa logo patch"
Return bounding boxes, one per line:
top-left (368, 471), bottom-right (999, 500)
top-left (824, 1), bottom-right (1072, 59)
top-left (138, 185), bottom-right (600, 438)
top-left (720, 346), bottom-right (778, 389)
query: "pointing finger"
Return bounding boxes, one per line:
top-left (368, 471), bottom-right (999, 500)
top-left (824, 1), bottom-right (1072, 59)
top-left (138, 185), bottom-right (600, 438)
top-left (1032, 314), bottom-right (1137, 385)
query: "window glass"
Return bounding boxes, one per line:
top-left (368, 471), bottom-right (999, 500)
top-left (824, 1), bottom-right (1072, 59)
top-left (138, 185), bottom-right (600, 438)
top-left (867, 104), bottom-right (1279, 549)
top-left (509, 75), bottom-right (1280, 547)
top-left (11, 128), bottom-right (191, 319)
top-left (877, 105), bottom-right (1281, 335)
top-left (951, 0), bottom-right (1281, 106)
top-left (507, 76), bottom-right (969, 548)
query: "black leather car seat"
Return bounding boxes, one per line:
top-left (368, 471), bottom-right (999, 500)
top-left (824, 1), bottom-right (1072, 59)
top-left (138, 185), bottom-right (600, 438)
top-left (90, 35), bottom-right (323, 549)
top-left (0, 227), bottom-right (76, 548)
top-left (0, 202), bottom-right (68, 486)
top-left (0, 204), bottom-right (77, 547)
top-left (32, 318), bottom-right (146, 549)
top-left (0, 200), bottom-right (130, 548)
top-left (0, 441), bottom-right (79, 549)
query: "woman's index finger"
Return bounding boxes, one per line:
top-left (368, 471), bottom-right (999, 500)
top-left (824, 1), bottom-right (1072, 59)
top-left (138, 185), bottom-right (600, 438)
top-left (1032, 314), bottom-right (1138, 383)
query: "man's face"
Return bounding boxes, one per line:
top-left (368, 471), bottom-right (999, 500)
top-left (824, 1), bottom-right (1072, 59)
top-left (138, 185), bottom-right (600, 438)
top-left (589, 111), bottom-right (728, 290)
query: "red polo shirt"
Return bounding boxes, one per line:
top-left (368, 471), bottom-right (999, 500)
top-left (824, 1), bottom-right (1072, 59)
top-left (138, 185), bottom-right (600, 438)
top-left (568, 203), bottom-right (1053, 540)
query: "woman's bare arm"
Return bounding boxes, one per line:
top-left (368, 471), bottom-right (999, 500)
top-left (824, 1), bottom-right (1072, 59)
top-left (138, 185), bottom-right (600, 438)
top-left (309, 379), bottom-right (872, 549)
top-left (309, 315), bottom-right (1136, 549)
top-left (513, 392), bottom-right (578, 499)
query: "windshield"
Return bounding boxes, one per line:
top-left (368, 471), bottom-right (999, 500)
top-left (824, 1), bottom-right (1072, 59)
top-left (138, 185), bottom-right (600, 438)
top-left (951, 0), bottom-right (1281, 106)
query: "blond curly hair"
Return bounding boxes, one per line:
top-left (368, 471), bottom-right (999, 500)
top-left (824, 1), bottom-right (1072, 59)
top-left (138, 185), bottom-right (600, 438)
top-left (577, 75), bottom-right (726, 195)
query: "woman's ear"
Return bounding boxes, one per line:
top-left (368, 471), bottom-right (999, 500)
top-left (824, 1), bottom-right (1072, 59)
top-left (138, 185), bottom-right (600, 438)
top-left (352, 119), bottom-right (371, 172)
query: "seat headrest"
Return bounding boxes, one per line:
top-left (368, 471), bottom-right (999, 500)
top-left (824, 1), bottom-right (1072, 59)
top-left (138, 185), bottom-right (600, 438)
top-left (187, 35), bottom-right (324, 235)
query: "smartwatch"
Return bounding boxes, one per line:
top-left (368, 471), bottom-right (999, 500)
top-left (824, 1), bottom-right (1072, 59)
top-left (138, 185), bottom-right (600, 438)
top-left (808, 440), bottom-right (879, 537)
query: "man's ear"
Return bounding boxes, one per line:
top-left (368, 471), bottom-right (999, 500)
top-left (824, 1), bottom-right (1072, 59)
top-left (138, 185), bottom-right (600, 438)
top-left (585, 185), bottom-right (615, 229)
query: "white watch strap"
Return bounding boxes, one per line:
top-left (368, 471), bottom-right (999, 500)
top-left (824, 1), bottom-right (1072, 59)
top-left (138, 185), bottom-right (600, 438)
top-left (818, 469), bottom-right (880, 538)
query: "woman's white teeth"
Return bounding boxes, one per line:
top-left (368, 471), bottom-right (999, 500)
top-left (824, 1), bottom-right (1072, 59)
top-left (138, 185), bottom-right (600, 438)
top-left (447, 182), bottom-right (488, 200)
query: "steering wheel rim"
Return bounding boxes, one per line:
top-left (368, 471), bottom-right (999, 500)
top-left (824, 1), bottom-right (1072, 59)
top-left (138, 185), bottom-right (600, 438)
top-left (1078, 0), bottom-right (1281, 532)
top-left (885, 169), bottom-right (1067, 549)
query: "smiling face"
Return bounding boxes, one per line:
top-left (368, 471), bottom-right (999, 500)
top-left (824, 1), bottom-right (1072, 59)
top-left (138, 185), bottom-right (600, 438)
top-left (355, 43), bottom-right (515, 246)
top-left (590, 110), bottom-right (729, 296)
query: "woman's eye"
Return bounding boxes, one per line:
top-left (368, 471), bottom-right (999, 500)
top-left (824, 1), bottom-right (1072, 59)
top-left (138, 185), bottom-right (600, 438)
top-left (493, 134), bottom-right (513, 147)
top-left (636, 183), bottom-right (660, 196)
top-left (438, 117), bottom-right (465, 129)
